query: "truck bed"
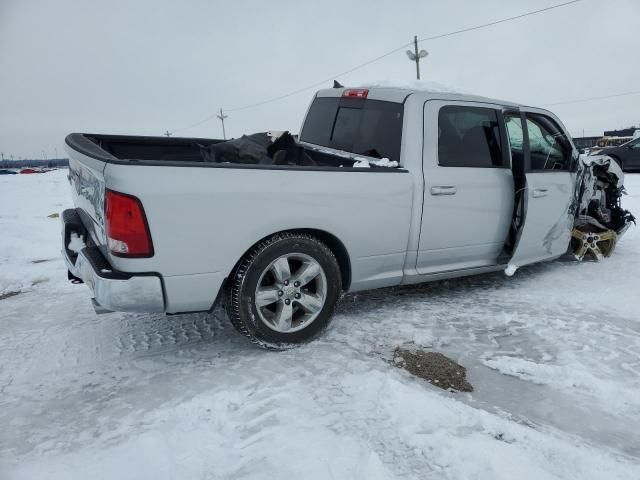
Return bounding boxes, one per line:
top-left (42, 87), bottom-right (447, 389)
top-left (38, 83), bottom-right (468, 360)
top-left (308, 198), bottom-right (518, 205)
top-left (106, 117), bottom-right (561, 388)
top-left (64, 140), bottom-right (413, 313)
top-left (65, 133), bottom-right (383, 169)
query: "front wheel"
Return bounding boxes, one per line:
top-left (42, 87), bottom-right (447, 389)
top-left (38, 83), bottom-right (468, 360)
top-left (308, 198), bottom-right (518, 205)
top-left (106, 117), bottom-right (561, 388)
top-left (225, 233), bottom-right (342, 348)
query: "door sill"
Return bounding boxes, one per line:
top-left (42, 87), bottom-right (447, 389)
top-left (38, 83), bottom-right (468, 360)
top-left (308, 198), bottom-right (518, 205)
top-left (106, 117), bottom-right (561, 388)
top-left (402, 264), bottom-right (506, 285)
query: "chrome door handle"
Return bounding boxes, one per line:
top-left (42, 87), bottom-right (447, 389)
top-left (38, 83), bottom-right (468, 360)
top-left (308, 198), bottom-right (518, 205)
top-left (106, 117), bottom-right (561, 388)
top-left (431, 186), bottom-right (457, 196)
top-left (532, 188), bottom-right (548, 198)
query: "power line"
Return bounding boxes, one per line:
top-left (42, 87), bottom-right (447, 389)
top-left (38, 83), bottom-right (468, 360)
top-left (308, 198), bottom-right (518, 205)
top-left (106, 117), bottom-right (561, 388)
top-left (226, 0), bottom-right (583, 113)
top-left (172, 111), bottom-right (221, 134)
top-left (542, 90), bottom-right (640, 107)
top-left (170, 0), bottom-right (584, 133)
top-left (223, 43), bottom-right (410, 113)
top-left (417, 0), bottom-right (582, 43)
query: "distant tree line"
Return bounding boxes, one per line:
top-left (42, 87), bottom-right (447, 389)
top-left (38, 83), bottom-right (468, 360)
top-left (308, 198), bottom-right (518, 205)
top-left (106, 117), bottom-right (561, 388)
top-left (0, 158), bottom-right (69, 168)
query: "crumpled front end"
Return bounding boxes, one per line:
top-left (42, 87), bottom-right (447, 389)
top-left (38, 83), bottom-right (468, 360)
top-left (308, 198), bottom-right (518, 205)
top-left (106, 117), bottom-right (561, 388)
top-left (571, 155), bottom-right (635, 260)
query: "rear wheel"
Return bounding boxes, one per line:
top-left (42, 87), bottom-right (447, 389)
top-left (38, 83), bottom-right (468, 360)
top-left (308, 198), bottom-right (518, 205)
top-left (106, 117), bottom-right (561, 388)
top-left (225, 233), bottom-right (342, 348)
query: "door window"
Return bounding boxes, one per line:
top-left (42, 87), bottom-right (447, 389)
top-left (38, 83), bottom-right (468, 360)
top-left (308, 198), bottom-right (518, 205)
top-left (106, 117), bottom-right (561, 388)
top-left (438, 106), bottom-right (504, 167)
top-left (525, 114), bottom-right (572, 171)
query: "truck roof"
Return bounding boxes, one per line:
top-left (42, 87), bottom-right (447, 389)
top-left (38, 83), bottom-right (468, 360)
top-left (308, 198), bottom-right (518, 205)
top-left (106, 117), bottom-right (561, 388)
top-left (316, 80), bottom-right (523, 109)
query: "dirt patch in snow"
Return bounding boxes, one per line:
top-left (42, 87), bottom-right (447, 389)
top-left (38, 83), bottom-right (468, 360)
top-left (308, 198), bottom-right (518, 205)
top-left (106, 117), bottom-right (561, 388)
top-left (0, 291), bottom-right (21, 301)
top-left (393, 348), bottom-right (473, 392)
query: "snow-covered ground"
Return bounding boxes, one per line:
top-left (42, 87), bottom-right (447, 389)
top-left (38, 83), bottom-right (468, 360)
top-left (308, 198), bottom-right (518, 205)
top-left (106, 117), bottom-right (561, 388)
top-left (1, 170), bottom-right (639, 479)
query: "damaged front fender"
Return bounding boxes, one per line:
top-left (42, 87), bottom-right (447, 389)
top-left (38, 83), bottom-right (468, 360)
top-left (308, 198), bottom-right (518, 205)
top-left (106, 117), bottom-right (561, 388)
top-left (570, 154), bottom-right (635, 260)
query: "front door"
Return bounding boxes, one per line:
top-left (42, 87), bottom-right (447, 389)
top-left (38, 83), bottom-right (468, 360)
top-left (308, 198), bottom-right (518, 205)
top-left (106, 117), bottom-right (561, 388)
top-left (506, 111), bottom-right (576, 270)
top-left (416, 101), bottom-right (514, 274)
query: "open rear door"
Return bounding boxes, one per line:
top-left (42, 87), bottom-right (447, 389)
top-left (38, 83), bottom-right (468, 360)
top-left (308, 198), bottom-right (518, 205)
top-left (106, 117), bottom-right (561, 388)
top-left (504, 110), bottom-right (577, 273)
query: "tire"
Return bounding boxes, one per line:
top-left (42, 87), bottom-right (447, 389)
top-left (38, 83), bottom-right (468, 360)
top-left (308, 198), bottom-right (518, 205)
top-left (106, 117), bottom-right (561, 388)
top-left (225, 233), bottom-right (342, 348)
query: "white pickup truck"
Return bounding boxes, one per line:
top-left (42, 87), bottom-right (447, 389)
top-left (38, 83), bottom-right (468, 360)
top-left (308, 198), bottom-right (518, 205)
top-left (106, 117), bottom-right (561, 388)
top-left (62, 84), bottom-right (633, 347)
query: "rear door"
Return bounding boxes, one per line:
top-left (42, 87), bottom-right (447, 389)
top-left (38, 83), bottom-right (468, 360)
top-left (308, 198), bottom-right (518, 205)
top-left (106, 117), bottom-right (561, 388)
top-left (505, 110), bottom-right (577, 269)
top-left (417, 100), bottom-right (514, 273)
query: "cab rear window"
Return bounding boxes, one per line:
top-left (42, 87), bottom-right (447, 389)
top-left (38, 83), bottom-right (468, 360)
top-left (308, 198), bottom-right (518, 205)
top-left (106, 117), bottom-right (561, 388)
top-left (300, 97), bottom-right (404, 163)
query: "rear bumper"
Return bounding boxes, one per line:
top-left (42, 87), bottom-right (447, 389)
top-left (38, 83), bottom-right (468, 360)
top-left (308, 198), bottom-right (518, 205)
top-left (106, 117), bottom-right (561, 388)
top-left (62, 209), bottom-right (165, 313)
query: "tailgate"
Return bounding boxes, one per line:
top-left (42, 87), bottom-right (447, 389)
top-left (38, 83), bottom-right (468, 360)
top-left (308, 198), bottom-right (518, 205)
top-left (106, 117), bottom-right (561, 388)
top-left (64, 133), bottom-right (116, 246)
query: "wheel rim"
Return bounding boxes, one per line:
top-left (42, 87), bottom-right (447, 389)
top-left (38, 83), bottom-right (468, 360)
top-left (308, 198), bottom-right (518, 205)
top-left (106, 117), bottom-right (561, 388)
top-left (254, 253), bottom-right (327, 333)
top-left (571, 226), bottom-right (617, 261)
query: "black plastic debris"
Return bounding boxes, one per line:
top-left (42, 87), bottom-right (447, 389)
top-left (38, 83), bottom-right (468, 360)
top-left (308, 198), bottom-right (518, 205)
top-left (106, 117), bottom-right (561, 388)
top-left (199, 131), bottom-right (316, 167)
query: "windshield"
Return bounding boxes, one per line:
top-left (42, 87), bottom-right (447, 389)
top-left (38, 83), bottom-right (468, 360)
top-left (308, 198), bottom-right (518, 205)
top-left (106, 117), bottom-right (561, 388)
top-left (300, 97), bottom-right (404, 162)
top-left (625, 136), bottom-right (640, 148)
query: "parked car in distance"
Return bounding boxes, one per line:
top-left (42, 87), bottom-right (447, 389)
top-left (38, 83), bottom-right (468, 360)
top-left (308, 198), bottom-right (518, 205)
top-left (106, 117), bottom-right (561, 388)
top-left (590, 136), bottom-right (640, 172)
top-left (61, 84), bottom-right (630, 348)
top-left (19, 168), bottom-right (40, 174)
top-left (0, 169), bottom-right (18, 175)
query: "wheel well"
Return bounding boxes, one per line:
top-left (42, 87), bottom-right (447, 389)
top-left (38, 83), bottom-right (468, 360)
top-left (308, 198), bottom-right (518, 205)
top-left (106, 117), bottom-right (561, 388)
top-left (295, 228), bottom-right (351, 291)
top-left (608, 154), bottom-right (622, 166)
top-left (223, 229), bottom-right (352, 294)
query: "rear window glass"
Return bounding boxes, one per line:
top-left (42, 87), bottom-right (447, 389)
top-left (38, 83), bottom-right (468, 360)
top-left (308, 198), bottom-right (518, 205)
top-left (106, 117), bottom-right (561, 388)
top-left (300, 97), bottom-right (404, 162)
top-left (438, 106), bottom-right (504, 167)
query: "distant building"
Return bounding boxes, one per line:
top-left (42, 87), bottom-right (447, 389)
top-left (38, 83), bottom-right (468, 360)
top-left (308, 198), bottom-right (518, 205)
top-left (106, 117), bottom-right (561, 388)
top-left (604, 127), bottom-right (638, 137)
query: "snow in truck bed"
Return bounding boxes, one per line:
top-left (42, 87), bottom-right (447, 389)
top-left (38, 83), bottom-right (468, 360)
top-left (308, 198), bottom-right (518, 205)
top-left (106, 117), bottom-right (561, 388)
top-left (1, 169), bottom-right (640, 479)
top-left (358, 78), bottom-right (465, 93)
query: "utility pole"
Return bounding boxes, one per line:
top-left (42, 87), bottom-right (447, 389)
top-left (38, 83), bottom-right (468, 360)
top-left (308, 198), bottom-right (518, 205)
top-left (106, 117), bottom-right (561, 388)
top-left (0, 153), bottom-right (4, 161)
top-left (217, 108), bottom-right (228, 140)
top-left (406, 35), bottom-right (428, 80)
top-left (164, 130), bottom-right (172, 137)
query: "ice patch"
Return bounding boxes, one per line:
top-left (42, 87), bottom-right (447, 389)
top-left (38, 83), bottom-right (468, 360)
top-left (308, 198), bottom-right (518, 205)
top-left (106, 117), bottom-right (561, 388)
top-left (483, 356), bottom-right (577, 387)
top-left (482, 355), bottom-right (638, 415)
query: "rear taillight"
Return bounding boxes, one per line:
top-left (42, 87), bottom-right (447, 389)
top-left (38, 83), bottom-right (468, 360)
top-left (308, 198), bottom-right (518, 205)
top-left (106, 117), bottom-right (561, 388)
top-left (342, 88), bottom-right (368, 99)
top-left (105, 189), bottom-right (154, 257)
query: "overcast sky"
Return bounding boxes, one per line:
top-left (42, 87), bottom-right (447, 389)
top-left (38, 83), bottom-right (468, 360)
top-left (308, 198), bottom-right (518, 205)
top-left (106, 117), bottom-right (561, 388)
top-left (1, 0), bottom-right (639, 159)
